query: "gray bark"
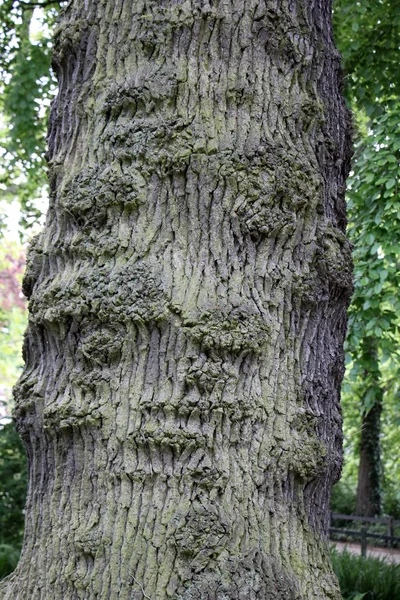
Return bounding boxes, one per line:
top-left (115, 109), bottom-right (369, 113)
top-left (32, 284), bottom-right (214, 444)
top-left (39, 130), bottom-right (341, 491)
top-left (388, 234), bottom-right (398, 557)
top-left (1, 0), bottom-right (352, 598)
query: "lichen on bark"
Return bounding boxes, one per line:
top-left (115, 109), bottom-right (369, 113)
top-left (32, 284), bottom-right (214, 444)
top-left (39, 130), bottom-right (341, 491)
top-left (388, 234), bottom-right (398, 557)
top-left (1, 1), bottom-right (352, 598)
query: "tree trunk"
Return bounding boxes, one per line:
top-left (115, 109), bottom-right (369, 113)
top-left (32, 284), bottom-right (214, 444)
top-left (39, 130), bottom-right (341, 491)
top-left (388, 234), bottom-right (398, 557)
top-left (355, 339), bottom-right (383, 517)
top-left (1, 0), bottom-right (352, 598)
top-left (355, 400), bottom-right (383, 517)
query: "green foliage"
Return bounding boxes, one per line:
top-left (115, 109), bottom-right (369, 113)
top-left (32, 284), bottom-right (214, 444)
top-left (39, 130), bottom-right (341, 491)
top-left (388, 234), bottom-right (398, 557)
top-left (346, 113), bottom-right (400, 361)
top-left (0, 237), bottom-right (27, 407)
top-left (382, 482), bottom-right (400, 521)
top-left (0, 305), bottom-right (26, 406)
top-left (0, 238), bottom-right (27, 581)
top-left (0, 1), bottom-right (60, 232)
top-left (340, 117), bottom-right (400, 506)
top-left (331, 549), bottom-right (400, 600)
top-left (0, 421), bottom-right (27, 548)
top-left (331, 480), bottom-right (357, 516)
top-left (334, 0), bottom-right (400, 370)
top-left (334, 0), bottom-right (400, 117)
top-left (0, 543), bottom-right (20, 580)
top-left (333, 0), bottom-right (400, 515)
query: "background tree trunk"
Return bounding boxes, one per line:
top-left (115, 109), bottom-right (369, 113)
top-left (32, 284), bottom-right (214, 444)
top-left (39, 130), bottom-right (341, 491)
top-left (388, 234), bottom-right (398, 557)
top-left (356, 399), bottom-right (383, 517)
top-left (1, 0), bottom-right (352, 598)
top-left (355, 339), bottom-right (383, 517)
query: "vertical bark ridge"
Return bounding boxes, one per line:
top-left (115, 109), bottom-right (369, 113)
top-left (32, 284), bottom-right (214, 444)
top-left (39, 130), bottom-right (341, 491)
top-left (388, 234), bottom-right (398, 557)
top-left (1, 0), bottom-right (352, 598)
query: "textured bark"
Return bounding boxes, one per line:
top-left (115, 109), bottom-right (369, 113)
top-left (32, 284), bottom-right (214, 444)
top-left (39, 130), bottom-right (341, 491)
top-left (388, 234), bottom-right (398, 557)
top-left (356, 340), bottom-right (383, 517)
top-left (1, 1), bottom-right (352, 598)
top-left (355, 400), bottom-right (383, 517)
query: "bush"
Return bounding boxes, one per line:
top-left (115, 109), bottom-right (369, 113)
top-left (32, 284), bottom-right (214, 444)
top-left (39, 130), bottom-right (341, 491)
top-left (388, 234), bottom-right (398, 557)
top-left (0, 544), bottom-right (20, 580)
top-left (331, 480), bottom-right (356, 515)
top-left (382, 483), bottom-right (400, 521)
top-left (331, 549), bottom-right (400, 600)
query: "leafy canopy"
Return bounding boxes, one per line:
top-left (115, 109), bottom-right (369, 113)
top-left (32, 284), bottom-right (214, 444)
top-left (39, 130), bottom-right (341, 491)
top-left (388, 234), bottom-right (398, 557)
top-left (333, 0), bottom-right (400, 508)
top-left (0, 0), bottom-right (60, 232)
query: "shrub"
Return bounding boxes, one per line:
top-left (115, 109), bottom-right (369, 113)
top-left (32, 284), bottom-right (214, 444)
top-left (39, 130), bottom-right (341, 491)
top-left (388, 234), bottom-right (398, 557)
top-left (382, 482), bottom-right (400, 521)
top-left (331, 480), bottom-right (357, 515)
top-left (331, 548), bottom-right (400, 600)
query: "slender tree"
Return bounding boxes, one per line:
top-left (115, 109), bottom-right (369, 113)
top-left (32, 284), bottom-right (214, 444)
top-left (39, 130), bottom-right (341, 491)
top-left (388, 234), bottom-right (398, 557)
top-left (0, 1), bottom-right (352, 598)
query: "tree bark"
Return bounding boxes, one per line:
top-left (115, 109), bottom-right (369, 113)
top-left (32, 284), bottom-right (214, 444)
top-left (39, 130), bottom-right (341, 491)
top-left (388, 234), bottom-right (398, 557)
top-left (1, 0), bottom-right (352, 598)
top-left (355, 339), bottom-right (383, 517)
top-left (355, 400), bottom-right (383, 517)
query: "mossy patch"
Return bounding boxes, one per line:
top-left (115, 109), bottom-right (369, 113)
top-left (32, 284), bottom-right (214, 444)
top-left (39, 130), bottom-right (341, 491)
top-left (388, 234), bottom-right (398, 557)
top-left (183, 310), bottom-right (269, 355)
top-left (29, 260), bottom-right (171, 326)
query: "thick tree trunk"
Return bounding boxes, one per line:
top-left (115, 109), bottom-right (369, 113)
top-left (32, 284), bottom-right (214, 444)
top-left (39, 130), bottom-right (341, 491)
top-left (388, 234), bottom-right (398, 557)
top-left (1, 1), bottom-right (352, 598)
top-left (356, 339), bottom-right (383, 517)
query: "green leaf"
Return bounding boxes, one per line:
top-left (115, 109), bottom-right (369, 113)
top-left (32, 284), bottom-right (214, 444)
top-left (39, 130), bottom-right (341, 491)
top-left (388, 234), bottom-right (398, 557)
top-left (363, 388), bottom-right (379, 411)
top-left (386, 178), bottom-right (396, 190)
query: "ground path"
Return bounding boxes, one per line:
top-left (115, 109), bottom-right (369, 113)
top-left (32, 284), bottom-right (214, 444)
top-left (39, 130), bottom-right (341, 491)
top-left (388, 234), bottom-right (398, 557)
top-left (331, 541), bottom-right (400, 563)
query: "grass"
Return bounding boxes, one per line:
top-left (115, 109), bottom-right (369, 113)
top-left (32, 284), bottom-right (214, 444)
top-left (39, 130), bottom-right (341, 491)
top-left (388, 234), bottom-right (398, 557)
top-left (331, 548), bottom-right (400, 600)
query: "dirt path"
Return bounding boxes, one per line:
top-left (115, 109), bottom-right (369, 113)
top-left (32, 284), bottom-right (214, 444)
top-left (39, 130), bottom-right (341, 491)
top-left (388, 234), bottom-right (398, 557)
top-left (331, 541), bottom-right (400, 563)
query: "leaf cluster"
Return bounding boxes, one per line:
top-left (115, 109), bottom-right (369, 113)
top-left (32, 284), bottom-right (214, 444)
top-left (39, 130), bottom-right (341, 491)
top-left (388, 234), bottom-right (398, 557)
top-left (333, 0), bottom-right (400, 501)
top-left (334, 0), bottom-right (400, 117)
top-left (0, 0), bottom-right (61, 231)
top-left (346, 113), bottom-right (400, 371)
